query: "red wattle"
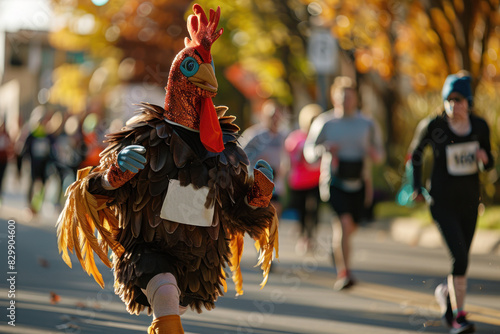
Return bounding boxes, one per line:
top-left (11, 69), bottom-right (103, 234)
top-left (200, 98), bottom-right (224, 152)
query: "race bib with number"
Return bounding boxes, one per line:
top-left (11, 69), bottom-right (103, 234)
top-left (445, 141), bottom-right (479, 176)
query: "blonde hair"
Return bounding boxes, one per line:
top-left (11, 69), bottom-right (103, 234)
top-left (298, 103), bottom-right (322, 132)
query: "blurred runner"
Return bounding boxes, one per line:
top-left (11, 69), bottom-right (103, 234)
top-left (16, 106), bottom-right (55, 214)
top-left (52, 114), bottom-right (86, 206)
top-left (240, 99), bottom-right (288, 216)
top-left (79, 113), bottom-right (105, 169)
top-left (304, 77), bottom-right (385, 290)
top-left (409, 72), bottom-right (493, 334)
top-left (284, 103), bottom-right (322, 254)
top-left (0, 118), bottom-right (14, 204)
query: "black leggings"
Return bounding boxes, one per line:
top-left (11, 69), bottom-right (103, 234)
top-left (289, 187), bottom-right (320, 239)
top-left (430, 199), bottom-right (478, 276)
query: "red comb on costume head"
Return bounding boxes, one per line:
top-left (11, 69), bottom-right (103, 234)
top-left (187, 4), bottom-right (224, 153)
top-left (164, 4), bottom-right (225, 153)
top-left (185, 4), bottom-right (223, 63)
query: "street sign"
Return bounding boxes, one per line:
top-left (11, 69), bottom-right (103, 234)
top-left (308, 29), bottom-right (338, 75)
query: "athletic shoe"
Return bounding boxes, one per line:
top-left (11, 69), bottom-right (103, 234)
top-left (334, 276), bottom-right (355, 291)
top-left (450, 313), bottom-right (475, 334)
top-left (435, 283), bottom-right (453, 327)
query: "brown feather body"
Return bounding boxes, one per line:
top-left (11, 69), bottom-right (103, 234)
top-left (58, 103), bottom-right (278, 315)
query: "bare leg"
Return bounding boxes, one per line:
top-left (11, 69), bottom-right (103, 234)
top-left (333, 213), bottom-right (357, 290)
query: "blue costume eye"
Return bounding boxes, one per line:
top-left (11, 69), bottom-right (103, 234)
top-left (180, 57), bottom-right (199, 77)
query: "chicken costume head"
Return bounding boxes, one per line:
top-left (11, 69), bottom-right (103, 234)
top-left (163, 4), bottom-right (224, 153)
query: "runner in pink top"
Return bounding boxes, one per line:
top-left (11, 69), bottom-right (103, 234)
top-left (286, 130), bottom-right (321, 190)
top-left (284, 104), bottom-right (322, 255)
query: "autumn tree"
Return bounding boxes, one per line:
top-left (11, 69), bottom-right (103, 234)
top-left (302, 0), bottom-right (499, 161)
top-left (49, 0), bottom-right (192, 113)
top-left (49, 0), bottom-right (500, 149)
top-left (195, 0), bottom-right (317, 112)
top-left (49, 0), bottom-right (321, 126)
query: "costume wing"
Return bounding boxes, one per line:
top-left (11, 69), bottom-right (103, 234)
top-left (56, 166), bottom-right (125, 288)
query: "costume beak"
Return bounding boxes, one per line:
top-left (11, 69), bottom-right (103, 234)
top-left (189, 63), bottom-right (218, 93)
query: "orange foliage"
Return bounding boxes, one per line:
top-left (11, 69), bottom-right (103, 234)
top-left (302, 0), bottom-right (500, 91)
top-left (50, 0), bottom-right (192, 81)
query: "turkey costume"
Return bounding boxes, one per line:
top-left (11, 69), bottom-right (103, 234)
top-left (56, 4), bottom-right (279, 334)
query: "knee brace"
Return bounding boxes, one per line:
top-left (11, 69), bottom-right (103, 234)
top-left (143, 273), bottom-right (181, 317)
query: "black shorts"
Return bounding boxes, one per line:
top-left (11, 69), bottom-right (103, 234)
top-left (329, 183), bottom-right (365, 223)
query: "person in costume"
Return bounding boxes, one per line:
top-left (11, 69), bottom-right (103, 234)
top-left (409, 72), bottom-right (493, 334)
top-left (57, 5), bottom-right (279, 334)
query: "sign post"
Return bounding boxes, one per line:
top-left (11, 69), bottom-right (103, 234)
top-left (308, 29), bottom-right (338, 110)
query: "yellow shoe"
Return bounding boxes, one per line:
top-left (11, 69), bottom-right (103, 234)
top-left (148, 315), bottom-right (184, 334)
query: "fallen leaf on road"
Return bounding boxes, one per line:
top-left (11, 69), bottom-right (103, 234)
top-left (50, 291), bottom-right (61, 304)
top-left (38, 257), bottom-right (50, 268)
top-left (75, 301), bottom-right (87, 308)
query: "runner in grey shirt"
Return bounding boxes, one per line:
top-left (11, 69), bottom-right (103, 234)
top-left (240, 99), bottom-right (287, 215)
top-left (304, 76), bottom-right (384, 290)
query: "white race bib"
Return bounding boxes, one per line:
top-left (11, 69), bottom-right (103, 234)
top-left (32, 138), bottom-right (50, 158)
top-left (160, 179), bottom-right (214, 227)
top-left (445, 141), bottom-right (479, 176)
